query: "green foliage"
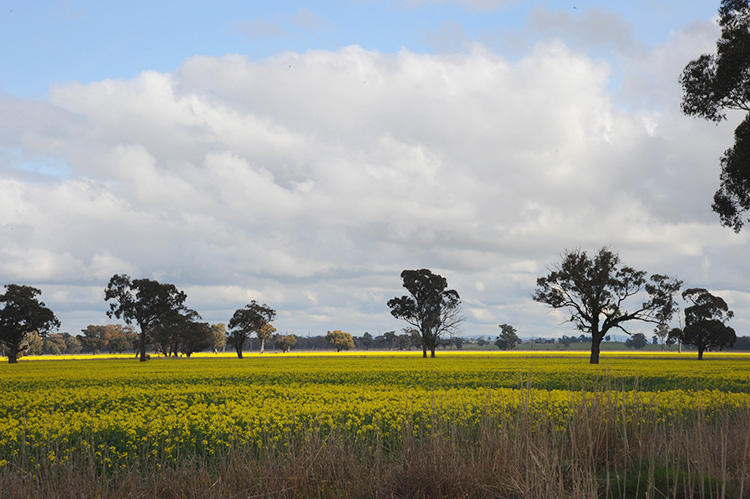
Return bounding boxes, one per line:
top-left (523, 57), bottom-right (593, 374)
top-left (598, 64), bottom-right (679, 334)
top-left (104, 275), bottom-right (189, 362)
top-left (275, 334), bottom-right (296, 353)
top-left (668, 288), bottom-right (736, 359)
top-left (387, 269), bottom-right (462, 358)
top-left (495, 324), bottom-right (519, 350)
top-left (81, 324), bottom-right (137, 355)
top-left (624, 333), bottom-right (648, 350)
top-left (533, 248), bottom-right (681, 364)
top-left (151, 309), bottom-right (204, 357)
top-left (0, 284), bottom-right (60, 363)
top-left (326, 330), bottom-right (355, 352)
top-left (680, 0), bottom-right (750, 231)
top-left (210, 323), bottom-right (227, 353)
top-left (227, 301), bottom-right (276, 358)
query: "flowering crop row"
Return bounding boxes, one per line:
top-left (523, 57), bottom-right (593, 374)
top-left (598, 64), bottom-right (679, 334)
top-left (1, 353), bottom-right (749, 471)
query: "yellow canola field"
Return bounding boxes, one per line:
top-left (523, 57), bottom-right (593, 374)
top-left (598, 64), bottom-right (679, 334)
top-left (1, 353), bottom-right (749, 471)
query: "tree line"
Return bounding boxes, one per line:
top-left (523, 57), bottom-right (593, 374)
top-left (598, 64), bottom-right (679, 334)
top-left (0, 246), bottom-right (741, 365)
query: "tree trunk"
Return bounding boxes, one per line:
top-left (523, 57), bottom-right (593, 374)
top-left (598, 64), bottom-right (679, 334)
top-left (138, 331), bottom-right (147, 362)
top-left (422, 344), bottom-right (427, 358)
top-left (260, 339), bottom-right (265, 354)
top-left (5, 340), bottom-right (21, 364)
top-left (589, 333), bottom-right (604, 364)
top-left (236, 345), bottom-right (243, 359)
top-left (430, 347), bottom-right (436, 358)
top-left (698, 347), bottom-right (704, 360)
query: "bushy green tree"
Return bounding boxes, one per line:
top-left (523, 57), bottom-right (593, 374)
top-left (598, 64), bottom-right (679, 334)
top-left (495, 324), bottom-right (519, 350)
top-left (275, 334), bottom-right (297, 353)
top-left (326, 330), bottom-right (355, 352)
top-left (668, 288), bottom-right (735, 359)
top-left (0, 284), bottom-right (60, 363)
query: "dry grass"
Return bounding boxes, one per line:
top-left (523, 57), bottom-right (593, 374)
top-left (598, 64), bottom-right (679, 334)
top-left (1, 389), bottom-right (748, 499)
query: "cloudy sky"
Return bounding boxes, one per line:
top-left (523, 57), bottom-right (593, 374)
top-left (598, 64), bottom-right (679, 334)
top-left (1, 0), bottom-right (748, 341)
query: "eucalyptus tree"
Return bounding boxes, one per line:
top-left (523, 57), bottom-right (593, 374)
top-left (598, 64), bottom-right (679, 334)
top-left (681, 0), bottom-right (750, 231)
top-left (533, 248), bottom-right (681, 364)
top-left (388, 269), bottom-right (462, 358)
top-left (104, 274), bottom-right (189, 362)
top-left (227, 301), bottom-right (276, 358)
top-left (668, 288), bottom-right (736, 359)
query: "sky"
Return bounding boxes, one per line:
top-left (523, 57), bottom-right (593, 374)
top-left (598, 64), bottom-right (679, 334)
top-left (1, 0), bottom-right (749, 341)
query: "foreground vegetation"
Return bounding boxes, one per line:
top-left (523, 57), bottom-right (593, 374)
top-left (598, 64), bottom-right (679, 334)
top-left (1, 352), bottom-right (749, 497)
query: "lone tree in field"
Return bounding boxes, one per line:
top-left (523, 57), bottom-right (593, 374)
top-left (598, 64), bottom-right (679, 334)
top-left (227, 301), bottom-right (276, 358)
top-left (388, 269), bottom-right (462, 358)
top-left (495, 323), bottom-right (519, 350)
top-left (0, 284), bottom-right (60, 364)
top-left (533, 248), bottom-right (681, 364)
top-left (668, 288), bottom-right (735, 359)
top-left (326, 330), bottom-right (355, 352)
top-left (104, 274), bottom-right (190, 362)
top-left (680, 0), bottom-right (750, 231)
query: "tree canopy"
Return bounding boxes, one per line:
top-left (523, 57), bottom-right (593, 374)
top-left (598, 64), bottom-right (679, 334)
top-left (227, 301), bottom-right (276, 358)
top-left (275, 334), bottom-right (297, 353)
top-left (0, 284), bottom-right (60, 363)
top-left (387, 269), bottom-right (462, 358)
top-left (680, 0), bottom-right (750, 231)
top-left (668, 288), bottom-right (736, 359)
top-left (533, 248), bottom-right (681, 364)
top-left (495, 324), bottom-right (519, 350)
top-left (104, 274), bottom-right (189, 362)
top-left (326, 330), bottom-right (355, 352)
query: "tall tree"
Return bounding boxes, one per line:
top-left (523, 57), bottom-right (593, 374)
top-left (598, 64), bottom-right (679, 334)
top-left (0, 284), bottom-right (60, 364)
top-left (227, 301), bottom-right (276, 358)
top-left (495, 323), bottom-right (519, 350)
top-left (680, 0), bottom-right (750, 231)
top-left (533, 248), bottom-right (681, 364)
top-left (668, 288), bottom-right (736, 359)
top-left (388, 269), bottom-right (463, 358)
top-left (104, 274), bottom-right (189, 362)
